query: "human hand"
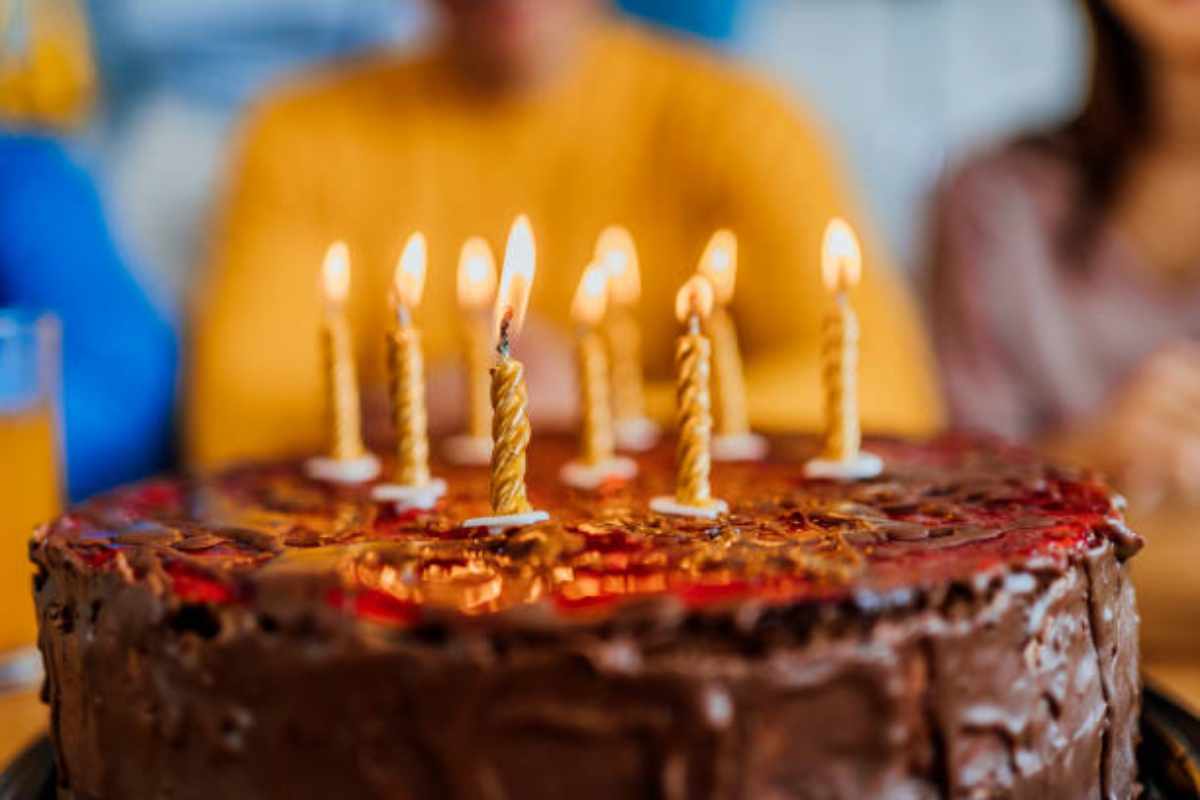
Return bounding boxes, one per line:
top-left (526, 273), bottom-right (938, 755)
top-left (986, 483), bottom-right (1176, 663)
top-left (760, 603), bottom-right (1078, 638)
top-left (1057, 343), bottom-right (1200, 508)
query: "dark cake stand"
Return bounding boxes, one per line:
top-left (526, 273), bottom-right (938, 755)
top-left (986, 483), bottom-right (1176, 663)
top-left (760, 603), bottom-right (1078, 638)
top-left (3, 685), bottom-right (1197, 799)
top-left (1141, 684), bottom-right (1200, 799)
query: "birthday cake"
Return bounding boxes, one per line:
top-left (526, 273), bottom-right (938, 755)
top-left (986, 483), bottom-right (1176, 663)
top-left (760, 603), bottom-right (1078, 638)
top-left (31, 433), bottom-right (1142, 799)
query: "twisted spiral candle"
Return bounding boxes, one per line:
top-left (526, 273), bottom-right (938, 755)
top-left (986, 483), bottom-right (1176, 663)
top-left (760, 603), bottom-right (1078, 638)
top-left (388, 322), bottom-right (431, 486)
top-left (675, 317), bottom-right (714, 506)
top-left (821, 293), bottom-right (860, 462)
top-left (578, 330), bottom-right (615, 465)
top-left (606, 308), bottom-right (647, 425)
top-left (464, 317), bottom-right (492, 440)
top-left (322, 314), bottom-right (367, 462)
top-left (708, 307), bottom-right (750, 437)
top-left (490, 319), bottom-right (533, 515)
top-left (804, 218), bottom-right (880, 481)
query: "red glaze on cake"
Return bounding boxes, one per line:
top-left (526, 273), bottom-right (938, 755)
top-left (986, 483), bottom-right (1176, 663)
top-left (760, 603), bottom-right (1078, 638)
top-left (31, 434), bottom-right (1143, 799)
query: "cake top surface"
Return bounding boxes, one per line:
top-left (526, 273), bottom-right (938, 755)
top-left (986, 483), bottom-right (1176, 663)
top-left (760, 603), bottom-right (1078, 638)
top-left (33, 435), bottom-right (1141, 632)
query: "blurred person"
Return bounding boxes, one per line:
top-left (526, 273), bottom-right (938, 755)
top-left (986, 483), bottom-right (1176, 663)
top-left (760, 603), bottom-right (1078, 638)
top-left (82, 0), bottom-right (744, 311)
top-left (189, 0), bottom-right (942, 468)
top-left (1, 0), bottom-right (177, 501)
top-left (930, 0), bottom-right (1200, 505)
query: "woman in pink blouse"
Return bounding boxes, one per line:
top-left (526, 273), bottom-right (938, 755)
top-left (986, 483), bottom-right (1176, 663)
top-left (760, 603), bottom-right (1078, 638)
top-left (930, 0), bottom-right (1200, 504)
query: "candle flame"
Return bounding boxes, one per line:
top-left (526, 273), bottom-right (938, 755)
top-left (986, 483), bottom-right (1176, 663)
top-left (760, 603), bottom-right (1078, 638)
top-left (321, 241), bottom-right (351, 305)
top-left (494, 214), bottom-right (536, 340)
top-left (821, 218), bottom-right (862, 292)
top-left (675, 275), bottom-right (715, 324)
top-left (571, 263), bottom-right (610, 327)
top-left (697, 229), bottom-right (737, 305)
top-left (595, 226), bottom-right (640, 305)
top-left (457, 237), bottom-right (498, 309)
top-left (393, 232), bottom-right (427, 308)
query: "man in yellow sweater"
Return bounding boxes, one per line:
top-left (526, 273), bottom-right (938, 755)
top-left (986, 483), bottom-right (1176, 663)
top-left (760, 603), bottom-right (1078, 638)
top-left (188, 0), bottom-right (942, 468)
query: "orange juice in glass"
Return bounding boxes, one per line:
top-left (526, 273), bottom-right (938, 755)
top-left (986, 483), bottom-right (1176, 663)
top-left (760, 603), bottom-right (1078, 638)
top-left (0, 311), bottom-right (63, 658)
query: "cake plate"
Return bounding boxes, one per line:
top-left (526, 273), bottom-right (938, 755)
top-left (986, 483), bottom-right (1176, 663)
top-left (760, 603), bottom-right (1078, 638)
top-left (4, 684), bottom-right (1198, 798)
top-left (1142, 683), bottom-right (1200, 799)
top-left (0, 737), bottom-right (51, 800)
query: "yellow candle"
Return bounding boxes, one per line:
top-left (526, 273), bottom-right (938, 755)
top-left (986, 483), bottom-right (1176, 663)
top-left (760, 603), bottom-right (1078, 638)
top-left (457, 238), bottom-right (497, 440)
top-left (605, 310), bottom-right (642, 423)
top-left (491, 346), bottom-right (532, 514)
top-left (571, 264), bottom-right (614, 465)
top-left (595, 227), bottom-right (647, 426)
top-left (820, 218), bottom-right (863, 462)
top-left (319, 242), bottom-right (368, 462)
top-left (697, 229), bottom-right (750, 437)
top-left (464, 322), bottom-right (491, 438)
top-left (672, 276), bottom-right (716, 507)
top-left (388, 232), bottom-right (432, 486)
top-left (489, 216), bottom-right (538, 515)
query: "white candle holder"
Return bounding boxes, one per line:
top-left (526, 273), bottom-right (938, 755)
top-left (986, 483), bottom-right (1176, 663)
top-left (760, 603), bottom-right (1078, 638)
top-left (305, 454), bottom-right (381, 485)
top-left (803, 452), bottom-right (883, 481)
top-left (461, 510), bottom-right (550, 535)
top-left (712, 432), bottom-right (769, 462)
top-left (614, 417), bottom-right (660, 452)
top-left (442, 434), bottom-right (492, 466)
top-left (649, 496), bottom-right (729, 520)
top-left (371, 478), bottom-right (447, 511)
top-left (559, 457), bottom-right (638, 490)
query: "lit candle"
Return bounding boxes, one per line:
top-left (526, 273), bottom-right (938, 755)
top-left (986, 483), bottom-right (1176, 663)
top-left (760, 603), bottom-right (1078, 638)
top-left (804, 218), bottom-right (882, 480)
top-left (697, 230), bottom-right (767, 461)
top-left (372, 233), bottom-right (447, 510)
top-left (596, 226), bottom-right (659, 451)
top-left (443, 237), bottom-right (497, 466)
top-left (560, 263), bottom-right (637, 489)
top-left (650, 276), bottom-right (728, 519)
top-left (305, 242), bottom-right (380, 484)
top-left (462, 215), bottom-right (549, 531)
top-left (574, 264), bottom-right (614, 464)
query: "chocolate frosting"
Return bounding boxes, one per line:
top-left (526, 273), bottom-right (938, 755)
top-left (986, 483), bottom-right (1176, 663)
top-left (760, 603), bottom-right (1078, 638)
top-left (31, 434), bottom-right (1142, 799)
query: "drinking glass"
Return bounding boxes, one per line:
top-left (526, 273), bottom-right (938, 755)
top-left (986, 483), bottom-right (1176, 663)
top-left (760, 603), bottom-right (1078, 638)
top-left (0, 310), bottom-right (63, 677)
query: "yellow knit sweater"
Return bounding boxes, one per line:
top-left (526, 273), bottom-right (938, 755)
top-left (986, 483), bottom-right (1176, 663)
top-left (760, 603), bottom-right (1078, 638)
top-left (188, 22), bottom-right (942, 468)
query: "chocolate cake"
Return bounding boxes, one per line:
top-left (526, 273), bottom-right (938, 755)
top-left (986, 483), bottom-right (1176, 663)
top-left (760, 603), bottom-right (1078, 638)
top-left (31, 434), bottom-right (1143, 799)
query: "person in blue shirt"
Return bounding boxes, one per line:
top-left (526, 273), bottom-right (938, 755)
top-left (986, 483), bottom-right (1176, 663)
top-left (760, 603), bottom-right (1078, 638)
top-left (0, 133), bottom-right (177, 500)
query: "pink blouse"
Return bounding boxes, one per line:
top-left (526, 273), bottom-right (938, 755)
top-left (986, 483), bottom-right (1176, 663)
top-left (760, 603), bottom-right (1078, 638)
top-left (927, 145), bottom-right (1200, 440)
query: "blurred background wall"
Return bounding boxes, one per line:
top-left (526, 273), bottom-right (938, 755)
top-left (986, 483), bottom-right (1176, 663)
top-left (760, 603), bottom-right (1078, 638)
top-left (742, 0), bottom-right (1087, 269)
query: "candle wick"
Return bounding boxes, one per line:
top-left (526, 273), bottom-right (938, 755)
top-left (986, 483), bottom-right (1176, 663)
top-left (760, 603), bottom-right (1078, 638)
top-left (395, 301), bottom-right (412, 329)
top-left (497, 310), bottom-right (513, 359)
top-left (687, 314), bottom-right (701, 336)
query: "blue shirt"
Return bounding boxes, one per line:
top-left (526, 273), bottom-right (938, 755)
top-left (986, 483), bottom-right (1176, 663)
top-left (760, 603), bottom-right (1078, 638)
top-left (0, 134), bottom-right (177, 500)
top-left (616, 0), bottom-right (743, 42)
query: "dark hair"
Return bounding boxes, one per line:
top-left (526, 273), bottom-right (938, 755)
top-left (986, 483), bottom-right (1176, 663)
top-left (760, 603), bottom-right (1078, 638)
top-left (1048, 0), bottom-right (1150, 252)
